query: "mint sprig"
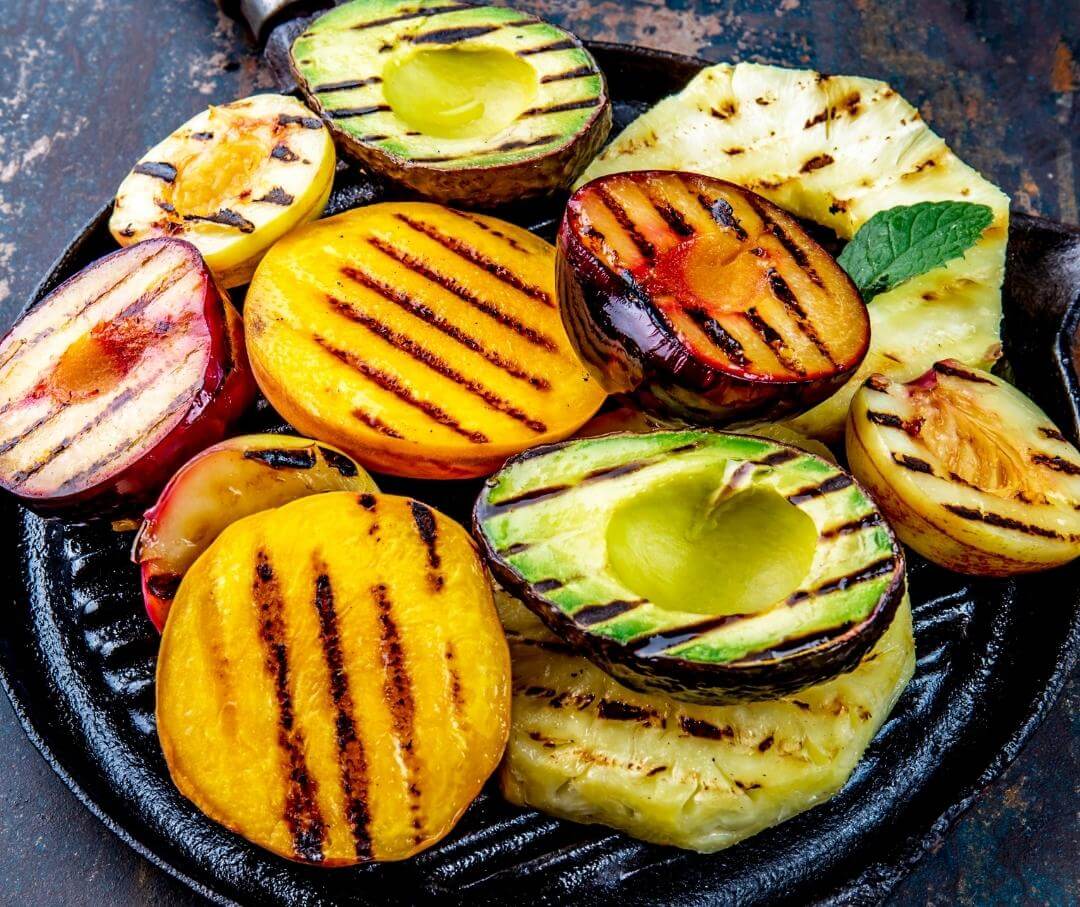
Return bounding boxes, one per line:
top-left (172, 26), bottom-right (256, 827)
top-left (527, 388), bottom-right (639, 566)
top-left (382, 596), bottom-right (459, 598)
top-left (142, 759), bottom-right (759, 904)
top-left (837, 201), bottom-right (994, 301)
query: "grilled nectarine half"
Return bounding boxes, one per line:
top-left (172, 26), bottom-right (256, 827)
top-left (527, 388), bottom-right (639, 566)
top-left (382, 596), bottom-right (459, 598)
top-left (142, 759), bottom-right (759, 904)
top-left (0, 239), bottom-right (255, 512)
top-left (157, 491), bottom-right (510, 864)
top-left (244, 202), bottom-right (605, 479)
top-left (134, 434), bottom-right (377, 630)
top-left (558, 171), bottom-right (869, 425)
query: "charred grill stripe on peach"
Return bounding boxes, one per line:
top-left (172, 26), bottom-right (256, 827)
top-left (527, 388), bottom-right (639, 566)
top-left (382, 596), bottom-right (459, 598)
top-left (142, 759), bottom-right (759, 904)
top-left (742, 195), bottom-right (825, 288)
top-left (409, 501), bottom-right (444, 592)
top-left (318, 446), bottom-right (360, 477)
top-left (941, 503), bottom-right (1076, 540)
top-left (523, 98), bottom-right (601, 116)
top-left (444, 643), bottom-right (465, 717)
top-left (253, 552), bottom-right (326, 862)
top-left (572, 599), bottom-right (644, 626)
top-left (765, 268), bottom-right (837, 367)
top-left (243, 448), bottom-right (318, 470)
top-left (393, 214), bottom-right (553, 306)
top-left (742, 307), bottom-right (806, 376)
top-left (0, 405), bottom-right (65, 456)
top-left (932, 361), bottom-right (995, 383)
top-left (786, 473), bottom-right (854, 505)
top-left (785, 557), bottom-right (897, 605)
top-left (133, 161), bottom-right (177, 182)
top-left (371, 582), bottom-right (424, 844)
top-left (593, 185), bottom-right (655, 260)
top-left (312, 567), bottom-right (373, 860)
top-left (311, 77), bottom-right (382, 92)
top-left (698, 193), bottom-right (747, 240)
top-left (639, 186), bottom-right (695, 237)
top-left (517, 39), bottom-right (576, 55)
top-left (324, 105), bottom-right (393, 119)
top-left (822, 512), bottom-right (884, 539)
top-left (1039, 427), bottom-right (1069, 443)
top-left (313, 335), bottom-right (489, 443)
top-left (352, 407), bottom-right (405, 438)
top-left (324, 295), bottom-right (548, 433)
top-left (447, 211), bottom-right (528, 252)
top-left (1030, 452), bottom-right (1080, 475)
top-left (348, 4), bottom-right (468, 31)
top-left (343, 260), bottom-right (552, 387)
top-left (540, 65), bottom-right (597, 83)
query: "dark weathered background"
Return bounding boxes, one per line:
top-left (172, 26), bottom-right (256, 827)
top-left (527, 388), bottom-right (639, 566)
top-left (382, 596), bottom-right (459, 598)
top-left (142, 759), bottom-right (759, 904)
top-left (0, 0), bottom-right (1076, 903)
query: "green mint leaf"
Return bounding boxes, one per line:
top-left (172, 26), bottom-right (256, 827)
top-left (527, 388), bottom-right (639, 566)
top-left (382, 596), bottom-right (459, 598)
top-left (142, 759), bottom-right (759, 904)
top-left (837, 201), bottom-right (994, 301)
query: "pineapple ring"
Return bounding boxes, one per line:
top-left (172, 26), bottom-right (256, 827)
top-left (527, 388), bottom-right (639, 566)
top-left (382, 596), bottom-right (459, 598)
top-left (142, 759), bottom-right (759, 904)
top-left (578, 62), bottom-right (1010, 439)
top-left (497, 589), bottom-right (914, 853)
top-left (110, 94), bottom-right (336, 288)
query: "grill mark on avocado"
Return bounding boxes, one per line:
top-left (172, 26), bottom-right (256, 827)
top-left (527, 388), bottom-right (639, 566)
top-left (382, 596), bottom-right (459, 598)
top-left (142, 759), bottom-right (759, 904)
top-left (742, 307), bottom-right (806, 376)
top-left (701, 195), bottom-right (748, 240)
top-left (633, 612), bottom-right (759, 657)
top-left (371, 582), bottom-right (424, 844)
top-left (494, 133), bottom-right (561, 152)
top-left (325, 105), bottom-right (391, 119)
top-left (353, 407), bottom-right (405, 438)
top-left (182, 208), bottom-right (255, 233)
top-left (764, 269), bottom-right (836, 366)
top-left (532, 578), bottom-right (565, 593)
top-left (312, 76), bottom-right (382, 92)
top-left (500, 542), bottom-right (532, 556)
top-left (324, 294), bottom-right (547, 433)
top-left (348, 4), bottom-right (468, 31)
top-left (393, 214), bottom-right (553, 305)
top-left (133, 161), bottom-right (177, 182)
top-left (409, 501), bottom-right (443, 592)
top-left (786, 473), bottom-right (854, 505)
top-left (594, 185), bottom-right (655, 260)
top-left (243, 447), bottom-right (317, 470)
top-left (680, 716), bottom-right (733, 739)
top-left (573, 599), bottom-right (644, 626)
top-left (277, 114), bottom-right (323, 130)
top-left (517, 39), bottom-right (576, 55)
top-left (253, 552), bottom-right (326, 862)
top-left (345, 257), bottom-right (553, 385)
top-left (739, 622), bottom-right (856, 662)
top-left (822, 512), bottom-right (883, 539)
top-left (313, 335), bottom-right (488, 443)
top-left (743, 196), bottom-right (825, 288)
top-left (541, 65), bottom-right (597, 83)
top-left (686, 308), bottom-right (750, 367)
top-left (312, 567), bottom-right (373, 860)
top-left (318, 446), bottom-right (359, 476)
top-left (942, 504), bottom-right (1075, 540)
top-left (785, 556), bottom-right (896, 605)
top-left (523, 97), bottom-right (600, 116)
top-left (752, 449), bottom-right (800, 468)
top-left (255, 186), bottom-right (294, 206)
top-left (932, 361), bottom-right (994, 383)
top-left (1031, 452), bottom-right (1080, 475)
top-left (411, 24), bottom-right (503, 44)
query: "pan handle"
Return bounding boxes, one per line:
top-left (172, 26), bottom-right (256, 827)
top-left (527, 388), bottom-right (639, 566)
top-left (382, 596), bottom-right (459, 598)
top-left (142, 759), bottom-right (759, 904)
top-left (222, 0), bottom-right (331, 42)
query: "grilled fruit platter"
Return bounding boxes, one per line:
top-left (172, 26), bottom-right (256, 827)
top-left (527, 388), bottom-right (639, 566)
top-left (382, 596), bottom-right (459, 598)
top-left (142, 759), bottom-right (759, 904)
top-left (2, 0), bottom-right (1079, 892)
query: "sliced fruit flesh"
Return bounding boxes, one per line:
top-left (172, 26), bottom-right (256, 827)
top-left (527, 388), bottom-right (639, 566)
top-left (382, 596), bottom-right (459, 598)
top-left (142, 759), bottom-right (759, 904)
top-left (110, 94), bottom-right (335, 287)
top-left (848, 362), bottom-right (1080, 572)
top-left (383, 47), bottom-right (538, 140)
top-left (567, 172), bottom-right (868, 384)
top-left (0, 240), bottom-right (226, 500)
top-left (497, 589), bottom-right (914, 852)
top-left (291, 0), bottom-right (604, 168)
top-left (475, 430), bottom-right (902, 700)
top-left (135, 434), bottom-right (378, 631)
top-left (156, 492), bottom-right (510, 864)
top-left (244, 202), bottom-right (605, 478)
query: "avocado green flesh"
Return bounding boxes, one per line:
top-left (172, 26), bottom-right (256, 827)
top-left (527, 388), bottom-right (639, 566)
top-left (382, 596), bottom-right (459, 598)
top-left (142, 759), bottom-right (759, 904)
top-left (477, 431), bottom-right (899, 667)
top-left (292, 0), bottom-right (603, 169)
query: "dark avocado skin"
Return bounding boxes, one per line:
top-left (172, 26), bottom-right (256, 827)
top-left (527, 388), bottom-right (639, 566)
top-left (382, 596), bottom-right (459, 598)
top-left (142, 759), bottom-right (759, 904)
top-left (473, 435), bottom-right (908, 705)
top-left (556, 176), bottom-right (866, 427)
top-left (290, 45), bottom-right (613, 207)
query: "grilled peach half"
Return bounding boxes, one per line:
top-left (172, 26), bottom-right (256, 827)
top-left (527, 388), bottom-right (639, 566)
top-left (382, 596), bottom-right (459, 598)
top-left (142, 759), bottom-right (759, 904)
top-left (847, 361), bottom-right (1080, 575)
top-left (245, 202), bottom-right (605, 479)
top-left (157, 491), bottom-right (510, 865)
top-left (0, 239), bottom-right (255, 512)
top-left (558, 171), bottom-right (869, 425)
top-left (134, 434), bottom-right (377, 631)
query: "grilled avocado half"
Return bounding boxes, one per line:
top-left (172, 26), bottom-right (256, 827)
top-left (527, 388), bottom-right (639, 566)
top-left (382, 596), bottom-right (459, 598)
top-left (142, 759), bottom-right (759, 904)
top-left (290, 0), bottom-right (611, 205)
top-left (474, 430), bottom-right (906, 703)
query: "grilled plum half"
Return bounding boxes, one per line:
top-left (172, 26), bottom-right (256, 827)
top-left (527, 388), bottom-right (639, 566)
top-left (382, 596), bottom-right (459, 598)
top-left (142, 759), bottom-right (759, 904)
top-left (157, 491), bottom-right (510, 864)
top-left (557, 171), bottom-right (869, 425)
top-left (134, 434), bottom-right (378, 631)
top-left (0, 239), bottom-right (255, 512)
top-left (847, 361), bottom-right (1080, 575)
top-left (474, 430), bottom-right (905, 704)
top-left (110, 94), bottom-right (335, 288)
top-left (497, 589), bottom-right (914, 851)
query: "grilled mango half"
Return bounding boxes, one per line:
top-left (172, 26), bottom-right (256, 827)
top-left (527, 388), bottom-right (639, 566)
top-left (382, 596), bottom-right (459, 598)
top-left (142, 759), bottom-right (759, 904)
top-left (244, 202), bottom-right (605, 478)
top-left (157, 492), bottom-right (510, 865)
top-left (497, 589), bottom-right (913, 852)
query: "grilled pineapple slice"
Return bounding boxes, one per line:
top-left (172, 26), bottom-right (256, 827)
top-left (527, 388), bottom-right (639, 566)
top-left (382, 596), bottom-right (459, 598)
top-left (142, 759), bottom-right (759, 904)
top-left (497, 589), bottom-right (913, 852)
top-left (578, 62), bottom-right (1010, 440)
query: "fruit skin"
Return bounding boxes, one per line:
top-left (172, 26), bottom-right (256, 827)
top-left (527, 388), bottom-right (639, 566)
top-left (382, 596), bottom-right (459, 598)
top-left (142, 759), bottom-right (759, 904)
top-left (578, 62), bottom-right (1010, 440)
top-left (497, 588), bottom-right (914, 852)
top-left (110, 94), bottom-right (335, 288)
top-left (290, 0), bottom-right (611, 206)
top-left (244, 202), bottom-right (605, 479)
top-left (157, 491), bottom-right (510, 865)
top-left (0, 239), bottom-right (255, 514)
top-left (846, 362), bottom-right (1080, 576)
top-left (557, 171), bottom-right (869, 426)
top-left (474, 430), bottom-right (906, 704)
top-left (134, 434), bottom-right (378, 631)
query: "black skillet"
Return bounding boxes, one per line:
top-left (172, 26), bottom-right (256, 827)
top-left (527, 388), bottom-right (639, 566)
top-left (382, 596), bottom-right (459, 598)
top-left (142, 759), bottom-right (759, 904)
top-left (1, 26), bottom-right (1079, 907)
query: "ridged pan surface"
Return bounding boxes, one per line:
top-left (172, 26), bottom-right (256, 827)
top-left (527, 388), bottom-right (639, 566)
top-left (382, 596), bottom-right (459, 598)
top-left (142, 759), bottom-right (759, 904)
top-left (1, 43), bottom-right (1078, 907)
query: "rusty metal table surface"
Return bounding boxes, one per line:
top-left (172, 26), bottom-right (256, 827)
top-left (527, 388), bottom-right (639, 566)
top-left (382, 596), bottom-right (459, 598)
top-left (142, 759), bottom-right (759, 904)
top-left (0, 0), bottom-right (1076, 904)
